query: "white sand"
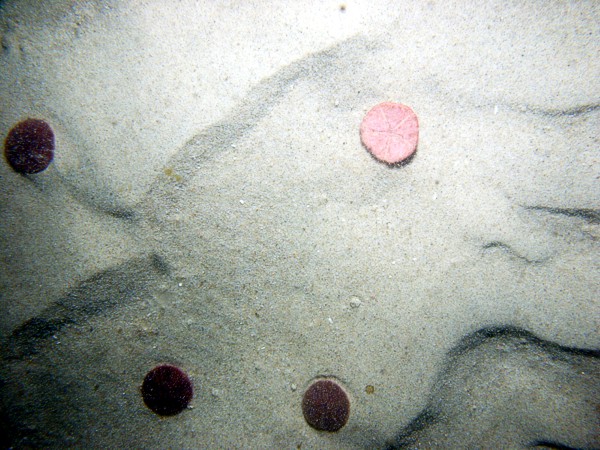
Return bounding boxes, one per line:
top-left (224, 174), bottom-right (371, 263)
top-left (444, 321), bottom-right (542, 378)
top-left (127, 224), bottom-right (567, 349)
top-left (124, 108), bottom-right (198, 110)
top-left (0, 1), bottom-right (598, 448)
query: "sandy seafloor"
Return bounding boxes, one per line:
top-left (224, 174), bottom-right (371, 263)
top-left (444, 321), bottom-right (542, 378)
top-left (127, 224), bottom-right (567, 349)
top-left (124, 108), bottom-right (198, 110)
top-left (0, 0), bottom-right (598, 448)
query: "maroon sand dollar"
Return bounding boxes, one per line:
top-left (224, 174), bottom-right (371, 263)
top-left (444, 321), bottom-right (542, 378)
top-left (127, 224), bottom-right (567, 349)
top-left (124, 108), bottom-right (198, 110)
top-left (302, 379), bottom-right (350, 432)
top-left (4, 118), bottom-right (55, 174)
top-left (141, 364), bottom-right (193, 416)
top-left (360, 102), bottom-right (419, 164)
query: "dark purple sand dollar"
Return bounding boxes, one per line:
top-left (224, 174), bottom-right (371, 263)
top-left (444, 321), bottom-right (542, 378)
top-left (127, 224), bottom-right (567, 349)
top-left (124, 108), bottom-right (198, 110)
top-left (4, 118), bottom-right (55, 174)
top-left (141, 364), bottom-right (193, 416)
top-left (302, 379), bottom-right (350, 432)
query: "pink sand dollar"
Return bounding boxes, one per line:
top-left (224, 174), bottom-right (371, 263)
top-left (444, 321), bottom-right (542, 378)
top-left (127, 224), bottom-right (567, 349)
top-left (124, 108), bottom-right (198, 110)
top-left (360, 102), bottom-right (419, 164)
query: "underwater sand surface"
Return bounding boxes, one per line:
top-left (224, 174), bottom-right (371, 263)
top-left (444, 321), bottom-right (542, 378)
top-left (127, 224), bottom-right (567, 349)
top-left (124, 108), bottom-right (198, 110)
top-left (0, 1), bottom-right (598, 448)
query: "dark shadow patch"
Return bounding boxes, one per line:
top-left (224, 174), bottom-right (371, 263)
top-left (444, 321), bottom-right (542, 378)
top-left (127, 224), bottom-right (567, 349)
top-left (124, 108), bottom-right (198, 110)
top-left (481, 241), bottom-right (549, 264)
top-left (103, 206), bottom-right (138, 221)
top-left (141, 35), bottom-right (373, 205)
top-left (384, 409), bottom-right (438, 450)
top-left (523, 206), bottom-right (600, 225)
top-left (525, 103), bottom-right (600, 118)
top-left (447, 326), bottom-right (599, 359)
top-left (389, 326), bottom-right (600, 448)
top-left (527, 440), bottom-right (590, 450)
top-left (3, 253), bottom-right (169, 360)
